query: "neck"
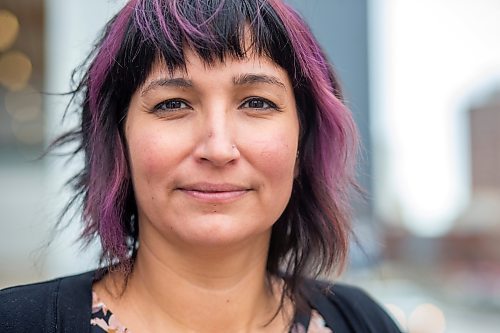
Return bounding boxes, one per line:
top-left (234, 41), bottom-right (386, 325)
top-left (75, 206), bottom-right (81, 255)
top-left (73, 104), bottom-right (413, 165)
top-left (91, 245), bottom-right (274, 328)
top-left (100, 226), bottom-right (291, 333)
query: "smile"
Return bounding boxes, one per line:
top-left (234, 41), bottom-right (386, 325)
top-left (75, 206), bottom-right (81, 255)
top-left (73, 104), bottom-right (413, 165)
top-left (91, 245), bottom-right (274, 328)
top-left (177, 183), bottom-right (251, 203)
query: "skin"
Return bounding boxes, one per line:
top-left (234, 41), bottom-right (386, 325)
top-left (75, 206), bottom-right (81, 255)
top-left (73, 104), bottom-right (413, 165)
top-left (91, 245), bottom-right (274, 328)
top-left (94, 48), bottom-right (300, 333)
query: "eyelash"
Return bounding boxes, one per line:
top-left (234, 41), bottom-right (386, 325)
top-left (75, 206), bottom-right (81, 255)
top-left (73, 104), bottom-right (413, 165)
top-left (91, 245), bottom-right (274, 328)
top-left (240, 97), bottom-right (279, 111)
top-left (152, 97), bottom-right (280, 113)
top-left (153, 99), bottom-right (191, 112)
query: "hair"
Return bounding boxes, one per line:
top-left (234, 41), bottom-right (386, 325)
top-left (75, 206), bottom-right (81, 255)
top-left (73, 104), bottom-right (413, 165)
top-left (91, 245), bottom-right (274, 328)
top-left (58, 0), bottom-right (358, 312)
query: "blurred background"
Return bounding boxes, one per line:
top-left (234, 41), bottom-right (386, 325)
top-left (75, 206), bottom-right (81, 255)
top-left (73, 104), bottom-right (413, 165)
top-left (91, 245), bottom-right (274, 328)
top-left (1, 0), bottom-right (499, 332)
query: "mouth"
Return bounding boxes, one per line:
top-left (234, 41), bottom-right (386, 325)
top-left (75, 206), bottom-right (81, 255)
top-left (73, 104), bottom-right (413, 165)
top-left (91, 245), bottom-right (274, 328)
top-left (176, 183), bottom-right (251, 203)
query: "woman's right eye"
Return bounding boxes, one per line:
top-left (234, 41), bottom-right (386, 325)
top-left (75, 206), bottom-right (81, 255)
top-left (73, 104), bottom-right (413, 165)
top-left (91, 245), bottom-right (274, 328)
top-left (153, 99), bottom-right (190, 112)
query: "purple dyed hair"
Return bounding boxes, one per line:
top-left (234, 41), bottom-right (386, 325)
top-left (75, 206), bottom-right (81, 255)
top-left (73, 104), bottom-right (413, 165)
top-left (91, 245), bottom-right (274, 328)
top-left (60, 0), bottom-right (358, 299)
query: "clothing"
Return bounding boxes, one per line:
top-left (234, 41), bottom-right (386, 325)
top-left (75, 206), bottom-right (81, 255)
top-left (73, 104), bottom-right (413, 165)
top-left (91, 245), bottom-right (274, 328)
top-left (0, 270), bottom-right (401, 333)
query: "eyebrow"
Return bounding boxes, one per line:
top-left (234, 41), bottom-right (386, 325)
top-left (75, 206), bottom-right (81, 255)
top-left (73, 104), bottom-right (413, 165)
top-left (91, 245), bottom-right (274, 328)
top-left (232, 74), bottom-right (286, 90)
top-left (141, 73), bottom-right (286, 96)
top-left (141, 77), bottom-right (193, 96)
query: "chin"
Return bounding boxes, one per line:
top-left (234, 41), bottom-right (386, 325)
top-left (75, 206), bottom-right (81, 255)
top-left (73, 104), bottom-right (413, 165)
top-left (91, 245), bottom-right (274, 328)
top-left (172, 214), bottom-right (272, 248)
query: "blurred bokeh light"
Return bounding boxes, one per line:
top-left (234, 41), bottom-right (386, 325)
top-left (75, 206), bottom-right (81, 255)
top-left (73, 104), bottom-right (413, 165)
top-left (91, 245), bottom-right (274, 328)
top-left (0, 10), bottom-right (19, 51)
top-left (408, 303), bottom-right (446, 333)
top-left (0, 51), bottom-right (32, 91)
top-left (4, 86), bottom-right (42, 122)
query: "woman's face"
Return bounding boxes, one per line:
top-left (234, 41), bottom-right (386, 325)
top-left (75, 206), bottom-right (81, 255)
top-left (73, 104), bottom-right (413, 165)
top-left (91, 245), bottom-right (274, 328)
top-left (125, 49), bottom-right (299, 249)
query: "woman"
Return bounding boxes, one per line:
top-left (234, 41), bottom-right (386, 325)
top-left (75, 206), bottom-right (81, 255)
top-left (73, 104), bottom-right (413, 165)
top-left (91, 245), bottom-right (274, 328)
top-left (0, 0), bottom-right (401, 332)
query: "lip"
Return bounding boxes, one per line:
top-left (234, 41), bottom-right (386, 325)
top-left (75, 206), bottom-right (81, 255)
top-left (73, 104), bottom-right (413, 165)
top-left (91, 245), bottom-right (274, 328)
top-left (177, 183), bottom-right (251, 203)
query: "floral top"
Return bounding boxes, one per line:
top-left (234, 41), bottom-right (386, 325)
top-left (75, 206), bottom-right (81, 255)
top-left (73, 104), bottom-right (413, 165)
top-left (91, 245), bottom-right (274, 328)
top-left (91, 291), bottom-right (333, 333)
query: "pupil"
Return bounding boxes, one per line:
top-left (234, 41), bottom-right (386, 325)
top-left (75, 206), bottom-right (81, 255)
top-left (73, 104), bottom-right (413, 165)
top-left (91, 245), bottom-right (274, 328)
top-left (250, 100), bottom-right (264, 108)
top-left (167, 100), bottom-right (181, 108)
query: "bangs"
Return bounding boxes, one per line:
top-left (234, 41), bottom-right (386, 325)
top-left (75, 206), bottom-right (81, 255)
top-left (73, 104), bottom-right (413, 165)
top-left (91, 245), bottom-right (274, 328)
top-left (130, 0), bottom-right (295, 76)
top-left (94, 0), bottom-right (299, 117)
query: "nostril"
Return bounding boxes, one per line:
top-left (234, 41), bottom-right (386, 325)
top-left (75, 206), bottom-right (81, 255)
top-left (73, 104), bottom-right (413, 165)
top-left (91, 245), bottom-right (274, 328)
top-left (194, 140), bottom-right (240, 167)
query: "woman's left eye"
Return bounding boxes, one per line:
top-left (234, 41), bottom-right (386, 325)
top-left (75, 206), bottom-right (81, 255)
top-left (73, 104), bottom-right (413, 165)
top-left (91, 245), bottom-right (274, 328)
top-left (240, 98), bottom-right (277, 110)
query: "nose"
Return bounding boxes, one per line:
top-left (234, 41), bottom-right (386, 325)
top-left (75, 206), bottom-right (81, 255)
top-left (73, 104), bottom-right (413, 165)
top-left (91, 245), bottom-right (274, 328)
top-left (193, 110), bottom-right (240, 167)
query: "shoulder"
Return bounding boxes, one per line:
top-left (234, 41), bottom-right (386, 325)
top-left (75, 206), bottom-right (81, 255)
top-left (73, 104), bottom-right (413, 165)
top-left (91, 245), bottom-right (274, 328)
top-left (303, 279), bottom-right (402, 333)
top-left (0, 270), bottom-right (96, 333)
top-left (0, 277), bottom-right (62, 333)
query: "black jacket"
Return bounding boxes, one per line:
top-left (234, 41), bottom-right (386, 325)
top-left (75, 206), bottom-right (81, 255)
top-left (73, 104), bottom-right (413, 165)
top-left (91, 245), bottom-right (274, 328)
top-left (0, 270), bottom-right (401, 332)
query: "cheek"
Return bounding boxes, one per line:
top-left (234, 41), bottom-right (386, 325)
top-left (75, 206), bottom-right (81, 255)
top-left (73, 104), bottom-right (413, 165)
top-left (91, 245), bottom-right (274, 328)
top-left (252, 131), bottom-right (298, 187)
top-left (127, 127), bottom-right (180, 186)
top-left (129, 134), bottom-right (162, 177)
